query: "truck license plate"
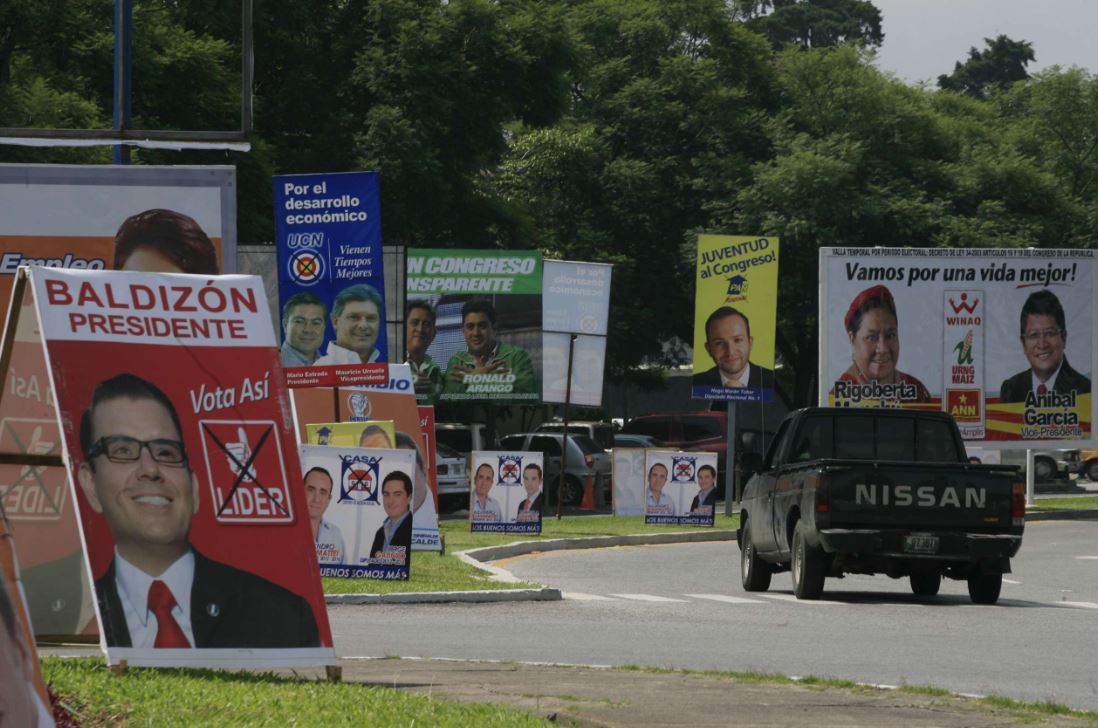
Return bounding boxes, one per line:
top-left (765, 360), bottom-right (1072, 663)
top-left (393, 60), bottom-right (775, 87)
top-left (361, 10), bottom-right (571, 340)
top-left (903, 535), bottom-right (939, 554)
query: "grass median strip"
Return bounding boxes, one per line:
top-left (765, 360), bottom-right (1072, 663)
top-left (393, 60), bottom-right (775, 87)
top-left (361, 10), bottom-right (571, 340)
top-left (41, 657), bottom-right (553, 727)
top-left (323, 514), bottom-right (739, 595)
top-left (1030, 495), bottom-right (1098, 510)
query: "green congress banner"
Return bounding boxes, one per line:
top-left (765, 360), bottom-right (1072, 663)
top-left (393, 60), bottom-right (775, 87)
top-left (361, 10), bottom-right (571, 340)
top-left (405, 250), bottom-right (542, 403)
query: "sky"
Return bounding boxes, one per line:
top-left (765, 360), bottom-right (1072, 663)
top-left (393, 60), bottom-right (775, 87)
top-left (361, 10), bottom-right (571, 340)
top-left (869, 0), bottom-right (1098, 84)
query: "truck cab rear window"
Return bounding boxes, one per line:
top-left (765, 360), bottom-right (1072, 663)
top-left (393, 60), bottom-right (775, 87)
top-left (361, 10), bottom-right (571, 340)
top-left (787, 414), bottom-right (961, 463)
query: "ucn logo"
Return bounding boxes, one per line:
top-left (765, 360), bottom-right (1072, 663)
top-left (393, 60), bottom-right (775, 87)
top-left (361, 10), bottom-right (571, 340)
top-left (287, 232), bottom-right (325, 249)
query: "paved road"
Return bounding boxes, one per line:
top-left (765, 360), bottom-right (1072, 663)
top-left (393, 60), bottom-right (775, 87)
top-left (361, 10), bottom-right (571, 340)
top-left (329, 519), bottom-right (1098, 711)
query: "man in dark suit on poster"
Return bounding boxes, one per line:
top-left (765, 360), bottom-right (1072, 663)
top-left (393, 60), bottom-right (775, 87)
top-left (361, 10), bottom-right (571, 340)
top-left (690, 465), bottom-right (718, 513)
top-left (693, 307), bottom-right (775, 390)
top-left (999, 290), bottom-right (1091, 403)
top-left (515, 462), bottom-right (544, 521)
top-left (370, 471), bottom-right (413, 567)
top-left (78, 373), bottom-right (319, 649)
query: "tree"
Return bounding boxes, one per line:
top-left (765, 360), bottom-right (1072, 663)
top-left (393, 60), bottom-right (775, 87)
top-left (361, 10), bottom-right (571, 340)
top-left (739, 0), bottom-right (883, 49)
top-left (938, 34), bottom-right (1035, 99)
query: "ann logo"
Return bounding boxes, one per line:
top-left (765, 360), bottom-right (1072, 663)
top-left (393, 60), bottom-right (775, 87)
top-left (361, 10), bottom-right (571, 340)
top-left (946, 390), bottom-right (982, 423)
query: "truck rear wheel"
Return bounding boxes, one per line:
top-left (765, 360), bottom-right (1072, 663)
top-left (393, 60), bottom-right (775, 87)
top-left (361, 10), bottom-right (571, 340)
top-left (740, 519), bottom-right (771, 592)
top-left (792, 521), bottom-right (826, 599)
top-left (909, 572), bottom-right (942, 596)
top-left (1085, 459), bottom-right (1098, 483)
top-left (967, 572), bottom-right (1002, 605)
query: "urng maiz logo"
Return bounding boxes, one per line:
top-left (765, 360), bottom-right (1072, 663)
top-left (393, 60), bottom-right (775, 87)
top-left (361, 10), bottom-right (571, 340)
top-left (340, 455), bottom-right (380, 504)
top-left (498, 454), bottom-right (522, 485)
top-left (672, 456), bottom-right (696, 483)
top-left (288, 249), bottom-right (325, 286)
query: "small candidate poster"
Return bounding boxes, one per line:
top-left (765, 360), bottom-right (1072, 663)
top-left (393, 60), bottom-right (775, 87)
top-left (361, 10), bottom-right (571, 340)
top-left (299, 444), bottom-right (416, 580)
top-left (29, 267), bottom-right (335, 669)
top-left (542, 259), bottom-right (612, 407)
top-left (291, 365), bottom-right (442, 551)
top-left (274, 171), bottom-right (389, 388)
top-left (642, 451), bottom-right (720, 526)
top-left (406, 249), bottom-right (542, 403)
top-left (612, 448), bottom-right (646, 516)
top-left (0, 513), bottom-right (54, 725)
top-left (692, 235), bottom-right (780, 402)
top-left (468, 451), bottom-right (544, 533)
top-left (819, 248), bottom-right (1095, 447)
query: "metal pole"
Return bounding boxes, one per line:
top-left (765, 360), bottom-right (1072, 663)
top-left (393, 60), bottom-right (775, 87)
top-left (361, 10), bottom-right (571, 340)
top-left (723, 400), bottom-right (737, 516)
top-left (556, 334), bottom-right (576, 519)
top-left (241, 0), bottom-right (254, 135)
top-left (112, 0), bottom-right (132, 164)
top-left (1025, 448), bottom-right (1035, 507)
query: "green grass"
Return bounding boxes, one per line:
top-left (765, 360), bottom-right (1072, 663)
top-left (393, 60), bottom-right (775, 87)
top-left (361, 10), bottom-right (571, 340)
top-left (614, 665), bottom-right (1098, 724)
top-left (42, 657), bottom-right (552, 727)
top-left (322, 514), bottom-right (738, 595)
top-left (1030, 495), bottom-right (1098, 510)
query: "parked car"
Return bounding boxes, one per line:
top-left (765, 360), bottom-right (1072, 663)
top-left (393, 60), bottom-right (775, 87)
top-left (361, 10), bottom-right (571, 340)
top-left (1081, 448), bottom-right (1098, 482)
top-left (435, 422), bottom-right (494, 457)
top-left (612, 433), bottom-right (664, 449)
top-left (535, 420), bottom-right (615, 451)
top-left (434, 441), bottom-right (470, 511)
top-left (998, 448), bottom-right (1081, 482)
top-left (498, 432), bottom-right (612, 506)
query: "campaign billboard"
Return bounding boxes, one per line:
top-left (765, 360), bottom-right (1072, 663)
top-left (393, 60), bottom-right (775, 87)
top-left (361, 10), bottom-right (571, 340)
top-left (692, 235), bottom-right (780, 402)
top-left (642, 450), bottom-right (720, 526)
top-left (0, 164), bottom-right (234, 298)
top-left (405, 249), bottom-right (542, 403)
top-left (29, 267), bottom-right (334, 668)
top-left (0, 512), bottom-right (54, 725)
top-left (0, 284), bottom-right (97, 638)
top-left (274, 171), bottom-right (389, 388)
top-left (819, 248), bottom-right (1095, 447)
top-left (299, 445), bottom-right (416, 580)
top-left (468, 451), bottom-right (545, 533)
top-left (542, 260), bottom-right (612, 407)
top-left (290, 365), bottom-right (441, 551)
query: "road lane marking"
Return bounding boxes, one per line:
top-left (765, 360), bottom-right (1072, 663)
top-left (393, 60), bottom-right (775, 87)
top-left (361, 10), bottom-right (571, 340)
top-left (1075, 556), bottom-right (1098, 560)
top-left (684, 593), bottom-right (766, 604)
top-left (609, 593), bottom-right (689, 603)
top-left (1060, 601), bottom-right (1098, 610)
top-left (756, 593), bottom-right (844, 605)
top-left (1003, 578), bottom-right (1022, 585)
top-left (563, 592), bottom-right (620, 601)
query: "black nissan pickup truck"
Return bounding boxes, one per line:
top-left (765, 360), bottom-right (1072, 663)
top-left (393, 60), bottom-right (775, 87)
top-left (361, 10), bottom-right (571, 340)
top-left (737, 407), bottom-right (1024, 604)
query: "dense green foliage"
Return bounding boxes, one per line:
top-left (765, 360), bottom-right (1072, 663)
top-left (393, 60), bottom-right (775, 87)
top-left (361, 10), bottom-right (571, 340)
top-left (2, 1), bottom-right (1096, 403)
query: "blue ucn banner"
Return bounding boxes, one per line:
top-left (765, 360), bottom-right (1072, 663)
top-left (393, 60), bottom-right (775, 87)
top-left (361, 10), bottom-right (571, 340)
top-left (274, 171), bottom-right (388, 367)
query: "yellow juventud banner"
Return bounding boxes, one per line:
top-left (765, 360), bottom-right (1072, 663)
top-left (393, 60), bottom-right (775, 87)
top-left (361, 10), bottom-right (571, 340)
top-left (306, 420), bottom-right (396, 447)
top-left (692, 235), bottom-right (780, 402)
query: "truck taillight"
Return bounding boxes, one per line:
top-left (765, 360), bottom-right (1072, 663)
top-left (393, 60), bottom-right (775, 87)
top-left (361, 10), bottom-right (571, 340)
top-left (1011, 481), bottom-right (1025, 525)
top-left (584, 453), bottom-right (594, 467)
top-left (815, 473), bottom-right (830, 513)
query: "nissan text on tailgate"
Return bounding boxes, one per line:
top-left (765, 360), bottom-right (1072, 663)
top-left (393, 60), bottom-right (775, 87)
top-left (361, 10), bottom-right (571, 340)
top-left (738, 407), bottom-right (1024, 604)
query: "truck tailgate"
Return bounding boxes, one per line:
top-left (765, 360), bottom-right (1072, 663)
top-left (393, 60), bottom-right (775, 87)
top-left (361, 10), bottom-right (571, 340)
top-left (822, 461), bottom-right (1018, 530)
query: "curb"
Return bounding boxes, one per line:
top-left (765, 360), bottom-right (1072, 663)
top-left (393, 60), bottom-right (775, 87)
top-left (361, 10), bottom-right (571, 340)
top-left (326, 588), bottom-right (562, 605)
top-left (325, 530), bottom-right (737, 606)
top-left (1026, 509), bottom-right (1098, 521)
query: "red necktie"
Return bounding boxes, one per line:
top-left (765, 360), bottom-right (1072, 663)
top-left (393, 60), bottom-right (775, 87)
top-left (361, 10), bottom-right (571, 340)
top-left (1037, 384), bottom-right (1048, 395)
top-left (148, 580), bottom-right (191, 648)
